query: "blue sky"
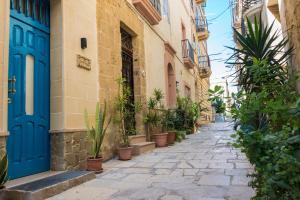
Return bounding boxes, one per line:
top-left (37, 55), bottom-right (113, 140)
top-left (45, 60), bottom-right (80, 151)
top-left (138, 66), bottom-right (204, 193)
top-left (206, 0), bottom-right (237, 93)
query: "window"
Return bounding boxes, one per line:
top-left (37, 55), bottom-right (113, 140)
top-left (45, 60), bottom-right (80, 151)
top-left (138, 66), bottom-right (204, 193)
top-left (26, 54), bottom-right (34, 115)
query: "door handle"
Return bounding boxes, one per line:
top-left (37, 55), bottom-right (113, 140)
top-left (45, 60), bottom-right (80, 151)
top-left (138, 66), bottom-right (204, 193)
top-left (8, 76), bottom-right (16, 95)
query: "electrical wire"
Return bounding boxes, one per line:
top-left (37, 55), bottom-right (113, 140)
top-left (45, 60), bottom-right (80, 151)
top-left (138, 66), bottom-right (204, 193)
top-left (207, 3), bottom-right (233, 22)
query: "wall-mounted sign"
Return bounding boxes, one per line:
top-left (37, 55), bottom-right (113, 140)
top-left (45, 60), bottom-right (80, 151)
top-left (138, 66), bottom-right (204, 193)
top-left (77, 55), bottom-right (91, 70)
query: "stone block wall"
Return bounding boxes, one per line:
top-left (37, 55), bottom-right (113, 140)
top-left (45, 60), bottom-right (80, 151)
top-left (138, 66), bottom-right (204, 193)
top-left (0, 0), bottom-right (9, 137)
top-left (50, 130), bottom-right (90, 170)
top-left (0, 136), bottom-right (6, 156)
top-left (96, 0), bottom-right (146, 160)
top-left (284, 0), bottom-right (300, 93)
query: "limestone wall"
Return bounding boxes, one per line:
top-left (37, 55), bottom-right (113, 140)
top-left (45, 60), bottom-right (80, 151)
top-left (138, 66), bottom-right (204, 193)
top-left (144, 24), bottom-right (166, 101)
top-left (0, 0), bottom-right (10, 137)
top-left (61, 0), bottom-right (99, 130)
top-left (49, 0), bottom-right (99, 131)
top-left (96, 0), bottom-right (146, 160)
top-left (143, 0), bottom-right (198, 103)
top-left (283, 0), bottom-right (300, 93)
top-left (51, 130), bottom-right (89, 170)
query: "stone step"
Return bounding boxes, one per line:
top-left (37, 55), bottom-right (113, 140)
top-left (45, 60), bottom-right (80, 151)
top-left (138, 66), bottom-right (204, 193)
top-left (0, 171), bottom-right (95, 200)
top-left (132, 142), bottom-right (156, 156)
top-left (129, 135), bottom-right (146, 144)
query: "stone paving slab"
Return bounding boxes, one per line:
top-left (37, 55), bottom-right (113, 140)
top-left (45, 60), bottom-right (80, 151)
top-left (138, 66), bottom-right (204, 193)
top-left (48, 122), bottom-right (255, 200)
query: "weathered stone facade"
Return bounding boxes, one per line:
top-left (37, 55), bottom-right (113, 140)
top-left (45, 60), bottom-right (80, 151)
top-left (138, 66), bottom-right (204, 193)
top-left (284, 0), bottom-right (300, 93)
top-left (0, 136), bottom-right (6, 156)
top-left (96, 0), bottom-right (146, 160)
top-left (50, 130), bottom-right (90, 171)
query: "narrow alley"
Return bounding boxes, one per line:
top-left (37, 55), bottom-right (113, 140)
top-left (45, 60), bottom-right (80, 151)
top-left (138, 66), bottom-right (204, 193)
top-left (49, 123), bottom-right (255, 200)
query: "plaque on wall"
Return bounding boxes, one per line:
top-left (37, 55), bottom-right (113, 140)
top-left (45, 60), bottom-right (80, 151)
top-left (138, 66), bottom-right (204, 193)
top-left (77, 55), bottom-right (91, 70)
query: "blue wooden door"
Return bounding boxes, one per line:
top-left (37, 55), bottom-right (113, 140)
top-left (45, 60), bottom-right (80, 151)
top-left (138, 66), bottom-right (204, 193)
top-left (7, 0), bottom-right (50, 179)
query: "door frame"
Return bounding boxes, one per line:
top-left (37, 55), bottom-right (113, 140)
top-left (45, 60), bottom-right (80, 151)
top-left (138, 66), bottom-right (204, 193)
top-left (6, 0), bottom-right (51, 179)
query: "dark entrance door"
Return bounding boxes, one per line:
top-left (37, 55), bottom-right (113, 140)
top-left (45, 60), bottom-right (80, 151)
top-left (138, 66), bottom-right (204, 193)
top-left (121, 28), bottom-right (136, 135)
top-left (7, 0), bottom-right (50, 179)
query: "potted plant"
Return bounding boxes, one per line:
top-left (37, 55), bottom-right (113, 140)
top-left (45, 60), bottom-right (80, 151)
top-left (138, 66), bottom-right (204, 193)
top-left (144, 89), bottom-right (168, 147)
top-left (114, 78), bottom-right (141, 160)
top-left (0, 154), bottom-right (8, 189)
top-left (174, 95), bottom-right (205, 134)
top-left (162, 109), bottom-right (177, 145)
top-left (84, 102), bottom-right (111, 173)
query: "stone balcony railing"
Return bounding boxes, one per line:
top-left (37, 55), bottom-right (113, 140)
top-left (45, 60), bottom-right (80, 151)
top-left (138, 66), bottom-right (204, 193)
top-left (133, 0), bottom-right (162, 25)
top-left (182, 39), bottom-right (195, 69)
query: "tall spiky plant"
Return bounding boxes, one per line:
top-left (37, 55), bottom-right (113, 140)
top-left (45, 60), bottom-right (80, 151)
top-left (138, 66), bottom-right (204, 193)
top-left (227, 17), bottom-right (293, 93)
top-left (84, 102), bottom-right (111, 159)
top-left (144, 89), bottom-right (164, 140)
top-left (0, 154), bottom-right (8, 189)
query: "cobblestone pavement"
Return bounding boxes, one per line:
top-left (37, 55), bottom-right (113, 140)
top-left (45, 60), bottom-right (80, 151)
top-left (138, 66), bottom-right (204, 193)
top-left (48, 122), bottom-right (255, 200)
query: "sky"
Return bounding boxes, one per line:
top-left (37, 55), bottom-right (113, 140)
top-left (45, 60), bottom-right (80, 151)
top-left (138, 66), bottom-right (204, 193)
top-left (206, 0), bottom-right (237, 94)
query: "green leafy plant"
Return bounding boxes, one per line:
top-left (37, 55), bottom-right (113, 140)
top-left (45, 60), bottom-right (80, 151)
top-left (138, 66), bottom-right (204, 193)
top-left (208, 85), bottom-right (226, 114)
top-left (144, 89), bottom-right (164, 139)
top-left (0, 154), bottom-right (8, 189)
top-left (162, 109), bottom-right (176, 132)
top-left (176, 131), bottom-right (186, 142)
top-left (227, 17), bottom-right (293, 93)
top-left (228, 17), bottom-right (300, 200)
top-left (174, 96), bottom-right (204, 133)
top-left (84, 102), bottom-right (111, 159)
top-left (114, 78), bottom-right (141, 147)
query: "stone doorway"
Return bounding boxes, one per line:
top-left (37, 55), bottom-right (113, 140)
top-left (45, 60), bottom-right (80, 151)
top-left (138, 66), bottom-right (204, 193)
top-left (167, 64), bottom-right (176, 107)
top-left (121, 28), bottom-right (136, 135)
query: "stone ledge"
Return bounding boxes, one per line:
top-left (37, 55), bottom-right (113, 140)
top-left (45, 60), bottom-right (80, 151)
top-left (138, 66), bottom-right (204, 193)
top-left (49, 129), bottom-right (86, 134)
top-left (0, 171), bottom-right (95, 200)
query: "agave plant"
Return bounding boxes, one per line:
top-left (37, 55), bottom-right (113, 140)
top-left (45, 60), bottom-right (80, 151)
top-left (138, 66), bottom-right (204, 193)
top-left (227, 17), bottom-right (293, 93)
top-left (84, 102), bottom-right (111, 159)
top-left (0, 154), bottom-right (8, 189)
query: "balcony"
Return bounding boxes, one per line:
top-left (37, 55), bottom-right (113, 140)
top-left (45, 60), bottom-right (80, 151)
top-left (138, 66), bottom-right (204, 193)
top-left (133, 0), bottom-right (162, 25)
top-left (196, 17), bottom-right (209, 41)
top-left (242, 0), bottom-right (263, 20)
top-left (268, 0), bottom-right (280, 21)
top-left (195, 0), bottom-right (206, 5)
top-left (198, 56), bottom-right (211, 78)
top-left (182, 39), bottom-right (195, 69)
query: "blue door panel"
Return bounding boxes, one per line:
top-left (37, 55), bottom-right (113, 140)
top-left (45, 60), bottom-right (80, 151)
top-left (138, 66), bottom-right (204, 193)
top-left (7, 0), bottom-right (50, 179)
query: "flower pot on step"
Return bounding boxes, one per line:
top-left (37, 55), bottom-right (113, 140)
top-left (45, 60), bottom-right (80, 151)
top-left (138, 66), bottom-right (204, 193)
top-left (118, 146), bottom-right (133, 160)
top-left (153, 133), bottom-right (168, 147)
top-left (167, 131), bottom-right (176, 145)
top-left (87, 157), bottom-right (103, 173)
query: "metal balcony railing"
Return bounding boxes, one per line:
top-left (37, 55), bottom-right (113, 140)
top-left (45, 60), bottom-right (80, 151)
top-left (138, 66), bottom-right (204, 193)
top-left (198, 55), bottom-right (210, 69)
top-left (196, 17), bottom-right (208, 33)
top-left (182, 39), bottom-right (195, 63)
top-left (150, 0), bottom-right (161, 15)
top-left (198, 55), bottom-right (211, 77)
top-left (242, 0), bottom-right (262, 12)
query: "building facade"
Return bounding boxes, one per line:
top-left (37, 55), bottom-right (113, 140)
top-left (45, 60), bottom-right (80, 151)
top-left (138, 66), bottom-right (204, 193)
top-left (0, 0), bottom-right (211, 179)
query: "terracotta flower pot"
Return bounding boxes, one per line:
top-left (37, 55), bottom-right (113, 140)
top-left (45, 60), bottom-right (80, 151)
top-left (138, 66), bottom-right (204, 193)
top-left (118, 146), bottom-right (133, 161)
top-left (167, 131), bottom-right (176, 145)
top-left (87, 157), bottom-right (103, 173)
top-left (153, 133), bottom-right (168, 147)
